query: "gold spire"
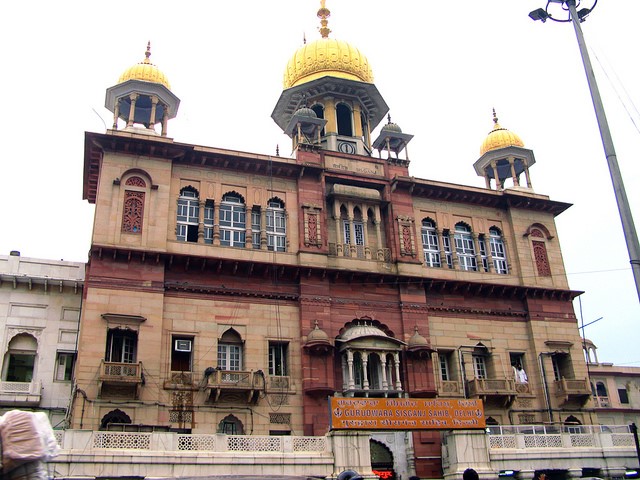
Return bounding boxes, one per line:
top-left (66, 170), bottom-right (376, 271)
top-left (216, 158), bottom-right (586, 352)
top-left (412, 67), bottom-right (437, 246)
top-left (318, 0), bottom-right (331, 38)
top-left (143, 41), bottom-right (151, 63)
top-left (117, 42), bottom-right (171, 90)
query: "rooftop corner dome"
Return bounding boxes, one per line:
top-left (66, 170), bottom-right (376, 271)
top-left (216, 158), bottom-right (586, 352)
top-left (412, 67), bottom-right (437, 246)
top-left (282, 1), bottom-right (373, 89)
top-left (479, 109), bottom-right (524, 155)
top-left (118, 42), bottom-right (171, 90)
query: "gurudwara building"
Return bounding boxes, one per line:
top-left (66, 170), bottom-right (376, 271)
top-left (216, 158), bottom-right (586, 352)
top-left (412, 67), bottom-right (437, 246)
top-left (62, 3), bottom-right (639, 480)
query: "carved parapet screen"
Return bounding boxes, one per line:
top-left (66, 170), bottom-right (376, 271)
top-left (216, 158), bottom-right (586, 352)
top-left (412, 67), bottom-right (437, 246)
top-left (396, 216), bottom-right (416, 257)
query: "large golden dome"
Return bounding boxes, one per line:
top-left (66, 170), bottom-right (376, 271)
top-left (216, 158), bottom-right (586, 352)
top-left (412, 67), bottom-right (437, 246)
top-left (118, 42), bottom-right (171, 90)
top-left (479, 109), bottom-right (524, 155)
top-left (283, 38), bottom-right (373, 89)
top-left (283, 2), bottom-right (373, 89)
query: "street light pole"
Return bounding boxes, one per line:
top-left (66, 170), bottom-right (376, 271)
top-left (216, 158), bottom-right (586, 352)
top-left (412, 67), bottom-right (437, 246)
top-left (543, 0), bottom-right (640, 303)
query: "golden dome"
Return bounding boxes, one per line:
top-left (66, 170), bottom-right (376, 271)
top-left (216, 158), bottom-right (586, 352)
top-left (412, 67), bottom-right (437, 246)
top-left (479, 109), bottom-right (524, 155)
top-left (283, 2), bottom-right (373, 89)
top-left (283, 38), bottom-right (373, 89)
top-left (118, 42), bottom-right (171, 90)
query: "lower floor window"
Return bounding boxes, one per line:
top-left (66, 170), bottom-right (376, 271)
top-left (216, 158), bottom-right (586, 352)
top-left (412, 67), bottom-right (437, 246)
top-left (55, 352), bottom-right (75, 381)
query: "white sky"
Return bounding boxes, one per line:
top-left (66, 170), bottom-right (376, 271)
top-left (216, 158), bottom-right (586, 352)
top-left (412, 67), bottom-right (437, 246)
top-left (1, 1), bottom-right (639, 365)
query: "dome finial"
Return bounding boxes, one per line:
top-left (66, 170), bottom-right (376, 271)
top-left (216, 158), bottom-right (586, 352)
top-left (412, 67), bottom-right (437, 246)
top-left (492, 108), bottom-right (499, 126)
top-left (387, 113), bottom-right (392, 124)
top-left (318, 0), bottom-right (331, 38)
top-left (144, 41), bottom-right (152, 64)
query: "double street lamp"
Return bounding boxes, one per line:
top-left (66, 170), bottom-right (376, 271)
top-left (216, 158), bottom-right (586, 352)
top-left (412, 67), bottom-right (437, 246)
top-left (529, 0), bottom-right (640, 303)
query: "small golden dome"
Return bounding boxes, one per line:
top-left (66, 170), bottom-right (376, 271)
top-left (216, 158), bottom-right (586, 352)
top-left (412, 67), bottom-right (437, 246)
top-left (118, 42), bottom-right (171, 90)
top-left (283, 2), bottom-right (373, 89)
top-left (479, 109), bottom-right (524, 155)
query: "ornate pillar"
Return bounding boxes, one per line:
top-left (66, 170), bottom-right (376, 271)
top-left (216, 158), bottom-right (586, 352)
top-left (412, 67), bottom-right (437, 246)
top-left (509, 156), bottom-right (520, 186)
top-left (260, 208), bottom-right (268, 250)
top-left (491, 160), bottom-right (500, 190)
top-left (213, 203), bottom-right (221, 246)
top-left (346, 350), bottom-right (355, 391)
top-left (361, 352), bottom-right (370, 390)
top-left (524, 163), bottom-right (533, 188)
top-left (149, 95), bottom-right (159, 131)
top-left (380, 353), bottom-right (389, 390)
top-left (197, 200), bottom-right (205, 243)
top-left (393, 352), bottom-right (402, 390)
top-left (127, 93), bottom-right (139, 128)
top-left (347, 213), bottom-right (356, 257)
top-left (374, 206), bottom-right (383, 261)
top-left (161, 108), bottom-right (168, 137)
top-left (112, 101), bottom-right (120, 130)
top-left (473, 234), bottom-right (483, 271)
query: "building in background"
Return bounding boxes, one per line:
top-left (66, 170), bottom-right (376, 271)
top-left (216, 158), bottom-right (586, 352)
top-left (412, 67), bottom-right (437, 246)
top-left (63, 3), bottom-right (630, 479)
top-left (0, 251), bottom-right (84, 428)
top-left (584, 339), bottom-right (640, 426)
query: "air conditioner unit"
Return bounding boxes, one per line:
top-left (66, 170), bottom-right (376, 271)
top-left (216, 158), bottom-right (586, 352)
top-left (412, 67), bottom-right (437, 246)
top-left (175, 339), bottom-right (192, 352)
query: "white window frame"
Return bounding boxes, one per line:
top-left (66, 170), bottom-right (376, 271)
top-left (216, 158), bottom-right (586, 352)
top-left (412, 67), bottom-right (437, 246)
top-left (266, 200), bottom-right (286, 252)
top-left (473, 355), bottom-right (487, 379)
top-left (251, 209), bottom-right (261, 249)
top-left (268, 342), bottom-right (288, 376)
top-left (454, 224), bottom-right (478, 271)
top-left (439, 353), bottom-right (450, 381)
top-left (490, 227), bottom-right (508, 274)
top-left (443, 231), bottom-right (453, 269)
top-left (177, 189), bottom-right (200, 242)
top-left (55, 352), bottom-right (75, 381)
top-left (422, 220), bottom-right (441, 267)
top-left (219, 194), bottom-right (246, 247)
top-left (217, 343), bottom-right (242, 371)
top-left (106, 330), bottom-right (137, 364)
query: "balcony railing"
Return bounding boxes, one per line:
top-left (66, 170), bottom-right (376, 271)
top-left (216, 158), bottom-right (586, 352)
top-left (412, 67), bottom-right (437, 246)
top-left (554, 377), bottom-right (591, 404)
top-left (487, 424), bottom-right (635, 449)
top-left (467, 377), bottom-right (517, 399)
top-left (164, 371), bottom-right (195, 389)
top-left (328, 244), bottom-right (391, 262)
top-left (0, 380), bottom-right (42, 406)
top-left (267, 375), bottom-right (292, 392)
top-left (99, 361), bottom-right (143, 384)
top-left (205, 370), bottom-right (263, 403)
top-left (593, 395), bottom-right (611, 408)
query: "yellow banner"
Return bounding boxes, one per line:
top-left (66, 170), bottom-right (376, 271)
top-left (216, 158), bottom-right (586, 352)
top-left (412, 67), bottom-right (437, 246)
top-left (329, 398), bottom-right (485, 430)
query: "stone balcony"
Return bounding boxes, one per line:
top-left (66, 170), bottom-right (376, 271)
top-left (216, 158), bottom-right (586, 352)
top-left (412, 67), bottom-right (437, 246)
top-left (0, 380), bottom-right (42, 406)
top-left (98, 360), bottom-right (144, 398)
top-left (553, 377), bottom-right (591, 405)
top-left (205, 369), bottom-right (262, 403)
top-left (466, 377), bottom-right (521, 406)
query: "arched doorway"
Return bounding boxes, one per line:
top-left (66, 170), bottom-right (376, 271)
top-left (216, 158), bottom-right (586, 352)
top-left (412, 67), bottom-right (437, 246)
top-left (370, 439), bottom-right (396, 480)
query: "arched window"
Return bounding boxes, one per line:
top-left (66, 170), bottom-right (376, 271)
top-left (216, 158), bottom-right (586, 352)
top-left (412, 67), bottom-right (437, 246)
top-left (489, 227), bottom-right (508, 274)
top-left (454, 223), bottom-right (477, 271)
top-left (336, 103), bottom-right (353, 136)
top-left (360, 112), bottom-right (370, 146)
top-left (121, 176), bottom-right (147, 234)
top-left (311, 104), bottom-right (325, 136)
top-left (421, 219), bottom-right (441, 267)
top-left (177, 187), bottom-right (200, 243)
top-left (218, 329), bottom-right (243, 381)
top-left (218, 414), bottom-right (244, 435)
top-left (100, 409), bottom-right (132, 430)
top-left (528, 225), bottom-right (552, 277)
top-left (4, 333), bottom-right (37, 383)
top-left (266, 198), bottom-right (286, 252)
top-left (219, 193), bottom-right (246, 247)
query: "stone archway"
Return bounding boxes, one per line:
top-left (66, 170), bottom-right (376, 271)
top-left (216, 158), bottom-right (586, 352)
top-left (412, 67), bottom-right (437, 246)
top-left (370, 439), bottom-right (396, 480)
top-left (100, 409), bottom-right (132, 430)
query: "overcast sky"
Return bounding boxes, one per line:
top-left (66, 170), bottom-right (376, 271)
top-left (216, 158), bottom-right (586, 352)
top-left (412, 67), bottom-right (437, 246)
top-left (1, 1), bottom-right (639, 366)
